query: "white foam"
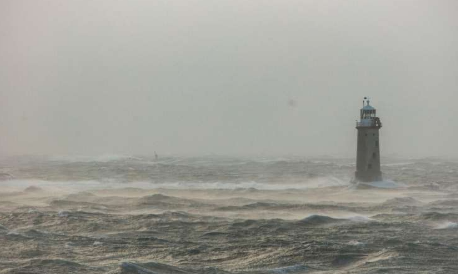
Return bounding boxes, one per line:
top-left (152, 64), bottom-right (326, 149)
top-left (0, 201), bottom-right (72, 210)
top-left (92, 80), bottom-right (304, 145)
top-left (347, 240), bottom-right (365, 246)
top-left (268, 264), bottom-right (308, 273)
top-left (58, 211), bottom-right (69, 217)
top-left (348, 216), bottom-right (374, 223)
top-left (1, 177), bottom-right (349, 192)
top-left (435, 221), bottom-right (458, 230)
top-left (0, 180), bottom-right (106, 193)
top-left (64, 242), bottom-right (75, 248)
top-left (153, 177), bottom-right (347, 190)
top-left (365, 180), bottom-right (406, 189)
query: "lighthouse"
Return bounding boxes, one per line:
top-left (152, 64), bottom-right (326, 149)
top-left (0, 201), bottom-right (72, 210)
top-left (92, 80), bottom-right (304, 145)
top-left (355, 97), bottom-right (383, 182)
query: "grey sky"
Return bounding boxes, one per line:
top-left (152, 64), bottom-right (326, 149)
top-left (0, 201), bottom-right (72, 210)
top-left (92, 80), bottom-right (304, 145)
top-left (1, 0), bottom-right (457, 157)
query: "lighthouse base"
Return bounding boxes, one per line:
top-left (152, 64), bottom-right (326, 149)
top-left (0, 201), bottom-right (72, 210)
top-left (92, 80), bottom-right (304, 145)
top-left (354, 171), bottom-right (382, 183)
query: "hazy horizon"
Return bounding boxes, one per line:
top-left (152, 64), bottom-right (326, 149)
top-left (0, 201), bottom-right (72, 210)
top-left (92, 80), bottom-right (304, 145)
top-left (1, 0), bottom-right (458, 158)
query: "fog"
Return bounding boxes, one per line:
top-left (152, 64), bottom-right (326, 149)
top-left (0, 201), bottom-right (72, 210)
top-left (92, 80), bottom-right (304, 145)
top-left (1, 0), bottom-right (457, 157)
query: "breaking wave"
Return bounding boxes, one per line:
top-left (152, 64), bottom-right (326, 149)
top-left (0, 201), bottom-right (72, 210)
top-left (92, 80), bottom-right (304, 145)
top-left (435, 221), bottom-right (458, 230)
top-left (354, 180), bottom-right (406, 189)
top-left (1, 177), bottom-right (349, 191)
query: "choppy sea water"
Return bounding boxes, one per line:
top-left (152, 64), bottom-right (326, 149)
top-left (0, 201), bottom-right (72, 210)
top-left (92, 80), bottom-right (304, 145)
top-left (0, 155), bottom-right (457, 273)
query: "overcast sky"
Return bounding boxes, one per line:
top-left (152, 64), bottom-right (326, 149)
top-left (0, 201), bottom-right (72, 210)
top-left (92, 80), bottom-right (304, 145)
top-left (1, 0), bottom-right (457, 157)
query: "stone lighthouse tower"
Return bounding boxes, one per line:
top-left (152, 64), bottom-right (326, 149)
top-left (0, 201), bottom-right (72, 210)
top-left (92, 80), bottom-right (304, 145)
top-left (355, 97), bottom-right (383, 182)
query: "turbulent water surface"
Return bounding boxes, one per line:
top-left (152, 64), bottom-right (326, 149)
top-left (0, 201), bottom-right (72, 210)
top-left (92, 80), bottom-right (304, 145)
top-left (0, 155), bottom-right (457, 273)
